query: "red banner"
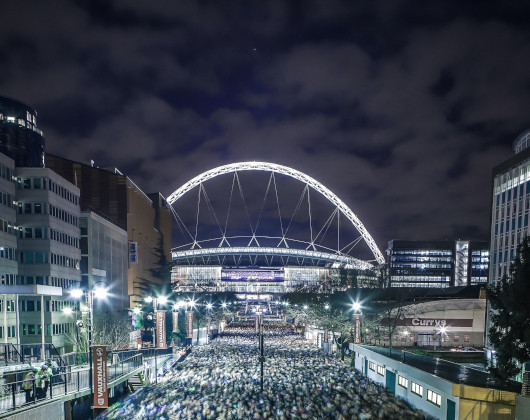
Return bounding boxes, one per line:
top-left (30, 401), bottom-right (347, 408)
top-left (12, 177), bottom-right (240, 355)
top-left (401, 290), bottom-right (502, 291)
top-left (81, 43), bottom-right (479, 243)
top-left (92, 346), bottom-right (108, 408)
top-left (353, 314), bottom-right (362, 344)
top-left (186, 311), bottom-right (194, 339)
top-left (172, 311), bottom-right (179, 333)
top-left (156, 310), bottom-right (167, 349)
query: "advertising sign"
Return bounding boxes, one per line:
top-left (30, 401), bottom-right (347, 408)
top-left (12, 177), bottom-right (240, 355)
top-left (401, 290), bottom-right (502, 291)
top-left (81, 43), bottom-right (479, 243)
top-left (324, 330), bottom-right (329, 343)
top-left (186, 311), bottom-right (194, 339)
top-left (128, 241), bottom-right (138, 264)
top-left (92, 346), bottom-right (108, 408)
top-left (353, 313), bottom-right (362, 344)
top-left (156, 310), bottom-right (167, 349)
top-left (172, 311), bottom-right (179, 333)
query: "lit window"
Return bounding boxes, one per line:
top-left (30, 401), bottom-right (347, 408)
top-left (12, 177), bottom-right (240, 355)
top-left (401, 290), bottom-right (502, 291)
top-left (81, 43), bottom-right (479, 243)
top-left (411, 381), bottom-right (424, 397)
top-left (377, 365), bottom-right (385, 376)
top-left (427, 389), bottom-right (442, 407)
top-left (7, 116), bottom-right (15, 123)
top-left (18, 118), bottom-right (25, 126)
top-left (26, 111), bottom-right (31, 121)
top-left (398, 375), bottom-right (408, 389)
top-left (369, 361), bottom-right (375, 371)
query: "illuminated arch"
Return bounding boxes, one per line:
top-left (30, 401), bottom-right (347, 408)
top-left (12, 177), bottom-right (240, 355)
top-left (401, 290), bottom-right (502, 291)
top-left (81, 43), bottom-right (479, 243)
top-left (167, 161), bottom-right (385, 264)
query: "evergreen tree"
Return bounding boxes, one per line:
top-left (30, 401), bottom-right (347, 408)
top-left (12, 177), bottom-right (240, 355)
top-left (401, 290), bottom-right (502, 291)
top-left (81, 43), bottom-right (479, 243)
top-left (487, 237), bottom-right (530, 379)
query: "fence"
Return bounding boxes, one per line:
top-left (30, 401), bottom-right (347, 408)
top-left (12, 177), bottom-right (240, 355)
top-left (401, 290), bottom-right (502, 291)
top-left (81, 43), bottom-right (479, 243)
top-left (0, 344), bottom-right (64, 366)
top-left (0, 354), bottom-right (142, 414)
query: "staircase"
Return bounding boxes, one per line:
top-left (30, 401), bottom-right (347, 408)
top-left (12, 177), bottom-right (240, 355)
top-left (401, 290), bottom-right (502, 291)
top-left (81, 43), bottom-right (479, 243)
top-left (127, 372), bottom-right (146, 392)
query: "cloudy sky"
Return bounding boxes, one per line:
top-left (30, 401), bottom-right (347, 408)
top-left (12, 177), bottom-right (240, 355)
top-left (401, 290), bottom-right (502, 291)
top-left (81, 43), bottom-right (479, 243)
top-left (1, 1), bottom-right (529, 260)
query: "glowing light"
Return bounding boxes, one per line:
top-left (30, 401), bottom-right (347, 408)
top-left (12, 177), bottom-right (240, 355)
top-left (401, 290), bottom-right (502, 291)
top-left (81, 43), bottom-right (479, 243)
top-left (303, 305), bottom-right (308, 310)
top-left (133, 307), bottom-right (141, 314)
top-left (324, 304), bottom-right (330, 310)
top-left (70, 289), bottom-right (83, 299)
top-left (93, 287), bottom-right (108, 300)
top-left (221, 302), bottom-right (227, 309)
top-left (63, 307), bottom-right (73, 315)
top-left (352, 301), bottom-right (361, 312)
top-left (158, 296), bottom-right (168, 305)
top-left (144, 296), bottom-right (153, 303)
top-left (206, 303), bottom-right (213, 310)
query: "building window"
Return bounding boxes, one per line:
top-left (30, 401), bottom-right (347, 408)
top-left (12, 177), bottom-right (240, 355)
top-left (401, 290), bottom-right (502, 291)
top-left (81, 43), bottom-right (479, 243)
top-left (369, 361), bottom-right (375, 371)
top-left (411, 381), bottom-right (424, 397)
top-left (398, 375), bottom-right (408, 389)
top-left (427, 389), bottom-right (442, 407)
top-left (454, 335), bottom-right (459, 342)
top-left (464, 335), bottom-right (470, 343)
top-left (377, 365), bottom-right (385, 376)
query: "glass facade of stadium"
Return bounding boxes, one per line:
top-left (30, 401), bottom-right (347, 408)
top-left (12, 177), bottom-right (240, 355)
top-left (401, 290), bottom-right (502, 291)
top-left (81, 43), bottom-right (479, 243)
top-left (171, 265), bottom-right (380, 293)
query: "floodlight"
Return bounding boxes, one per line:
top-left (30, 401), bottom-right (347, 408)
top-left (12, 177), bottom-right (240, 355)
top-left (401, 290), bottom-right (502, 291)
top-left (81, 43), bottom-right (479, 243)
top-left (144, 296), bottom-right (153, 303)
top-left (70, 289), bottom-right (83, 299)
top-left (63, 307), bottom-right (73, 315)
top-left (93, 287), bottom-right (108, 300)
top-left (352, 301), bottom-right (361, 312)
top-left (133, 307), bottom-right (141, 314)
top-left (158, 296), bottom-right (168, 305)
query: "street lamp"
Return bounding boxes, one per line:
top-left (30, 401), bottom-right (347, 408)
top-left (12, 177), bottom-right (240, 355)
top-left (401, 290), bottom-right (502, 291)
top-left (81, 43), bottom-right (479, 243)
top-left (70, 282), bottom-right (109, 420)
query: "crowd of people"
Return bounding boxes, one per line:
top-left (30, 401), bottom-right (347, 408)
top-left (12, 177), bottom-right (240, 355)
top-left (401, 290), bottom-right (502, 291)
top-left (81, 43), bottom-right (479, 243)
top-left (97, 325), bottom-right (431, 419)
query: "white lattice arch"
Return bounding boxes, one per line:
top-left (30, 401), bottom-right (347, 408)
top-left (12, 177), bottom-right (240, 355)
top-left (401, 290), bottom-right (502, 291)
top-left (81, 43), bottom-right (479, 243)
top-left (167, 161), bottom-right (385, 264)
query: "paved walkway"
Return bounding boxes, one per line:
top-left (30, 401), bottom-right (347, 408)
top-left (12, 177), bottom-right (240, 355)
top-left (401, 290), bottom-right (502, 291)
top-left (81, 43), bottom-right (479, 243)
top-left (98, 328), bottom-right (432, 419)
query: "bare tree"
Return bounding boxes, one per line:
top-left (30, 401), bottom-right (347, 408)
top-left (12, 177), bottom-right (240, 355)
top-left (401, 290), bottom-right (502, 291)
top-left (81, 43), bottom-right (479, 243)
top-left (92, 311), bottom-right (133, 350)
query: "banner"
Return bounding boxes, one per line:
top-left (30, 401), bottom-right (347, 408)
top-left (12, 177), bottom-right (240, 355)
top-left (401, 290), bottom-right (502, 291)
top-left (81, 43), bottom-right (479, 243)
top-left (128, 241), bottom-right (138, 263)
top-left (186, 311), bottom-right (194, 339)
top-left (353, 313), bottom-right (362, 344)
top-left (172, 311), bottom-right (179, 333)
top-left (324, 330), bottom-right (329, 343)
top-left (92, 346), bottom-right (108, 408)
top-left (156, 310), bottom-right (167, 349)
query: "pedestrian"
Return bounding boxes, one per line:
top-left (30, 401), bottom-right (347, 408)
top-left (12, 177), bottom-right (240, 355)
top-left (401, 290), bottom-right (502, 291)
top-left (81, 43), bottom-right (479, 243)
top-left (22, 370), bottom-right (35, 403)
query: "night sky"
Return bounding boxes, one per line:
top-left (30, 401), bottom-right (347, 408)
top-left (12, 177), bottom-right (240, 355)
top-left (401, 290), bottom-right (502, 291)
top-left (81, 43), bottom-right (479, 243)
top-left (2, 1), bottom-right (530, 259)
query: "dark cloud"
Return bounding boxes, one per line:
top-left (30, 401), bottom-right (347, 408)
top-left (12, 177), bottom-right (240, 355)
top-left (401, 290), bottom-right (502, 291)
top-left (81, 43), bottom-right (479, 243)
top-left (1, 0), bottom-right (529, 260)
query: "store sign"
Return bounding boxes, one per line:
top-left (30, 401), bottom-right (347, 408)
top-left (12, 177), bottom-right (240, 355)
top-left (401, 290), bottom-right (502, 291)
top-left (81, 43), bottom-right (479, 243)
top-left (129, 242), bottom-right (138, 263)
top-left (186, 311), bottom-right (194, 339)
top-left (92, 346), bottom-right (108, 408)
top-left (172, 311), bottom-right (179, 333)
top-left (353, 314), bottom-right (362, 344)
top-left (156, 311), bottom-right (167, 349)
top-left (382, 317), bottom-right (473, 328)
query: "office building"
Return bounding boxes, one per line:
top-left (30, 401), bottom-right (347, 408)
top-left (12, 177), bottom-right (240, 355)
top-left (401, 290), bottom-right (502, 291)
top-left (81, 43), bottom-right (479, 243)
top-left (45, 154), bottom-right (173, 308)
top-left (486, 129), bottom-right (530, 375)
top-left (387, 240), bottom-right (489, 288)
top-left (0, 95), bottom-right (45, 168)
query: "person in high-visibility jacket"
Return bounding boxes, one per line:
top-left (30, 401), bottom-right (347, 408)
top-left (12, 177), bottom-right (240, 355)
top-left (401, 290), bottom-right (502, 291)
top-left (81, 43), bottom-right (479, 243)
top-left (30, 363), bottom-right (52, 400)
top-left (22, 370), bottom-right (35, 403)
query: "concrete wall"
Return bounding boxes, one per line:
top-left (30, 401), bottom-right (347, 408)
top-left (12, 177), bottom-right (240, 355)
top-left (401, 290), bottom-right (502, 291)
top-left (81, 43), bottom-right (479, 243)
top-left (9, 400), bottom-right (64, 420)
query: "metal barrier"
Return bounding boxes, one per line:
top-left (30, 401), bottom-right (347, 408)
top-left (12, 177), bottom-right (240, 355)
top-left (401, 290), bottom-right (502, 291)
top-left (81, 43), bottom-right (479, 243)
top-left (0, 354), bottom-right (142, 414)
top-left (0, 344), bottom-right (64, 367)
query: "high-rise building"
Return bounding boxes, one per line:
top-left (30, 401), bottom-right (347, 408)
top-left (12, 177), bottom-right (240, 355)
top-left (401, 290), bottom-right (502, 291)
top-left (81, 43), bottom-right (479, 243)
top-left (0, 96), bottom-right (45, 168)
top-left (45, 154), bottom-right (173, 308)
top-left (387, 240), bottom-right (489, 288)
top-left (486, 129), bottom-right (530, 369)
top-left (1, 150), bottom-right (82, 353)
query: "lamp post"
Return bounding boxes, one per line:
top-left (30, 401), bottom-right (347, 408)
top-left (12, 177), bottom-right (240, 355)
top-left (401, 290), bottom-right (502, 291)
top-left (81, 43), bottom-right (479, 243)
top-left (70, 282), bottom-right (109, 420)
top-left (351, 301), bottom-right (362, 366)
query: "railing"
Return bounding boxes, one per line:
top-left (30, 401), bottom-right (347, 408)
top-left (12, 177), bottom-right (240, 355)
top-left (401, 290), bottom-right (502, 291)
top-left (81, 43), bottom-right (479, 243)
top-left (0, 344), bottom-right (64, 367)
top-left (0, 354), bottom-right (143, 414)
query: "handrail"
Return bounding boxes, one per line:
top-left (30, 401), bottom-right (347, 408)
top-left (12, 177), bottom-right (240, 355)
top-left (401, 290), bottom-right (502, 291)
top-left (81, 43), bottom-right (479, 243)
top-left (0, 354), bottom-right (143, 414)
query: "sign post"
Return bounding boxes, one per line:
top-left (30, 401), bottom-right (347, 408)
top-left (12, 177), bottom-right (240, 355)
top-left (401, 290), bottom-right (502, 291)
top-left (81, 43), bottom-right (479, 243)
top-left (92, 345), bottom-right (108, 409)
top-left (172, 311), bottom-right (179, 333)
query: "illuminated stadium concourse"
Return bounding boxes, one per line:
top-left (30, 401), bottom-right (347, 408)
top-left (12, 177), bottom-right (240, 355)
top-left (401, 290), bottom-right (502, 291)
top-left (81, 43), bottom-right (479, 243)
top-left (167, 162), bottom-right (384, 296)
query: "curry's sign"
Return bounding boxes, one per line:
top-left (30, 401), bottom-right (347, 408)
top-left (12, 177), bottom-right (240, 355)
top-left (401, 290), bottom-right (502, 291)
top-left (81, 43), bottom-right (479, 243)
top-left (92, 345), bottom-right (108, 408)
top-left (382, 317), bottom-right (473, 328)
top-left (156, 310), bottom-right (167, 349)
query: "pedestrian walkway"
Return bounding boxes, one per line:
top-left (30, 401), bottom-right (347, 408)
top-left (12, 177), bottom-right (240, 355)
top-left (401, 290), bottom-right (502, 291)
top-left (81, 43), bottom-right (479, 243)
top-left (97, 326), bottom-right (432, 419)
